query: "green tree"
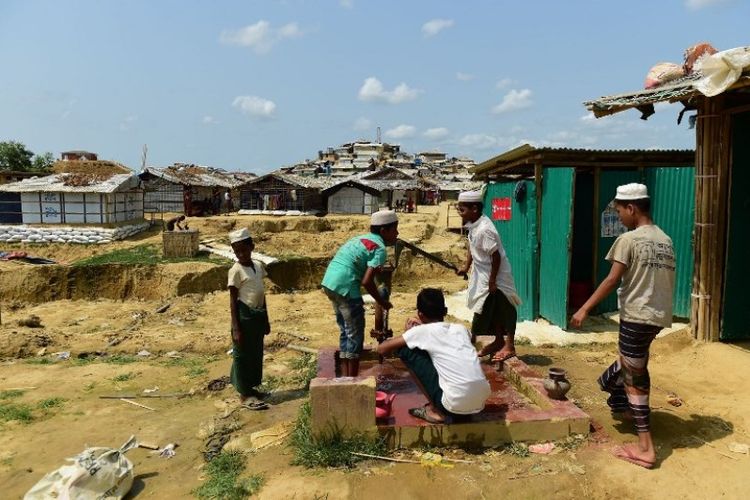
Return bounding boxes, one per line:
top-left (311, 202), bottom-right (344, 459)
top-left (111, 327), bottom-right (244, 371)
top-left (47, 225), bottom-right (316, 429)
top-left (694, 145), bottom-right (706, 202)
top-left (31, 151), bottom-right (54, 172)
top-left (0, 141), bottom-right (34, 171)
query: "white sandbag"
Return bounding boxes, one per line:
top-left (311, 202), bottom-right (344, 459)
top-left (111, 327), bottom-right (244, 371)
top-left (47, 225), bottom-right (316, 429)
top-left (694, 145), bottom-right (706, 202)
top-left (24, 436), bottom-right (138, 500)
top-left (644, 62), bottom-right (684, 89)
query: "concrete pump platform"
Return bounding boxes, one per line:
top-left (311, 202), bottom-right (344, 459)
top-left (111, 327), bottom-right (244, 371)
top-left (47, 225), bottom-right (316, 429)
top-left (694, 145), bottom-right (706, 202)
top-left (310, 340), bottom-right (590, 448)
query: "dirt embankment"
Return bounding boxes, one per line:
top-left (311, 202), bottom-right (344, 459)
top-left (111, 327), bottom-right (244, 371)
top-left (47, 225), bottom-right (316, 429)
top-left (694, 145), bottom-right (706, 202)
top-left (0, 207), bottom-right (466, 302)
top-left (0, 263), bottom-right (230, 303)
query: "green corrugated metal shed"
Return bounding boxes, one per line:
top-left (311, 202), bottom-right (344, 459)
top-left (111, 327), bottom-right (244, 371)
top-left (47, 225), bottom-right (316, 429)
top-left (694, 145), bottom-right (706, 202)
top-left (474, 145), bottom-right (695, 329)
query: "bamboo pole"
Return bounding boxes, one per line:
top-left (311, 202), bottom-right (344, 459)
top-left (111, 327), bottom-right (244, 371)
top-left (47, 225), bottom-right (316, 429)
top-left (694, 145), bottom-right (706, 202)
top-left (692, 96), bottom-right (729, 342)
top-left (692, 97), bottom-right (709, 341)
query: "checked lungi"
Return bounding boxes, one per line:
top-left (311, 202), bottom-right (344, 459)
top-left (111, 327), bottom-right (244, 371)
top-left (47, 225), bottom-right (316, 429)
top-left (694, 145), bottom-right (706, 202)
top-left (230, 301), bottom-right (270, 396)
top-left (598, 320), bottom-right (661, 433)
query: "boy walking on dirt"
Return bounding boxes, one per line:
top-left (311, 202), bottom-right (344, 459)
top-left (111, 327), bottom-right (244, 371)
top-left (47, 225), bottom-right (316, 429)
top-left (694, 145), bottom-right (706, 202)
top-left (228, 228), bottom-right (271, 410)
top-left (455, 190), bottom-right (521, 363)
top-left (321, 210), bottom-right (399, 377)
top-left (571, 183), bottom-right (675, 469)
top-left (377, 288), bottom-right (491, 423)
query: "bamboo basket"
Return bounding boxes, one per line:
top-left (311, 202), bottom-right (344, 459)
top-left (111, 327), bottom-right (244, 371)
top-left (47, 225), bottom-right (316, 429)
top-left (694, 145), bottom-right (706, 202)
top-left (163, 230), bottom-right (199, 258)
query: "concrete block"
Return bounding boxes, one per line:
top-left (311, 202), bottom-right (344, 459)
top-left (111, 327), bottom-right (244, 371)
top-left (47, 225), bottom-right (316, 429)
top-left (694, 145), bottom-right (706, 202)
top-left (310, 376), bottom-right (376, 438)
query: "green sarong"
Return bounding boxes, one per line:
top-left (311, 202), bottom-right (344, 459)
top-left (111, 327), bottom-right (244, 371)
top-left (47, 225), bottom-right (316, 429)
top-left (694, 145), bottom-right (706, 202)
top-left (231, 301), bottom-right (270, 396)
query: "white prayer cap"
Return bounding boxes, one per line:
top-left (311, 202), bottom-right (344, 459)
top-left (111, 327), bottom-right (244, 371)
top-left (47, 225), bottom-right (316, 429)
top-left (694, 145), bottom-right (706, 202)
top-left (229, 227), bottom-right (253, 244)
top-left (458, 190), bottom-right (483, 203)
top-left (615, 183), bottom-right (649, 200)
top-left (371, 209), bottom-right (398, 226)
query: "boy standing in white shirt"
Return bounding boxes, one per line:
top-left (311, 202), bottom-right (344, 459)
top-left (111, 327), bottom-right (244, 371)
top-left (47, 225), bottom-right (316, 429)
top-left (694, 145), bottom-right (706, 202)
top-left (228, 228), bottom-right (271, 410)
top-left (456, 190), bottom-right (521, 363)
top-left (377, 288), bottom-right (491, 424)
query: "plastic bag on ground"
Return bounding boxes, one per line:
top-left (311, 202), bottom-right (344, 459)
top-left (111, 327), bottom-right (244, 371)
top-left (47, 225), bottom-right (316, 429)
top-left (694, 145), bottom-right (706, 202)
top-left (24, 436), bottom-right (138, 500)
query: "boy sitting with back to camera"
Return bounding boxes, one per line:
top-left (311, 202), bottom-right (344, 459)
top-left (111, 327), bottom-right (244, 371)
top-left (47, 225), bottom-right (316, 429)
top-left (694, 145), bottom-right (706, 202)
top-left (377, 288), bottom-right (491, 423)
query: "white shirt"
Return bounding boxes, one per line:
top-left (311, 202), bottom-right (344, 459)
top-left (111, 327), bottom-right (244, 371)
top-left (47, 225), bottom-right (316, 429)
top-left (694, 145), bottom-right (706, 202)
top-left (402, 322), bottom-right (491, 414)
top-left (464, 215), bottom-right (520, 313)
top-left (227, 260), bottom-right (266, 308)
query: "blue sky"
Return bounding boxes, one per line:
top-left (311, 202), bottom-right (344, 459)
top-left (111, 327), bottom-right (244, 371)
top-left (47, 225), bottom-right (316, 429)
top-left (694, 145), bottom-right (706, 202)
top-left (1, 0), bottom-right (747, 174)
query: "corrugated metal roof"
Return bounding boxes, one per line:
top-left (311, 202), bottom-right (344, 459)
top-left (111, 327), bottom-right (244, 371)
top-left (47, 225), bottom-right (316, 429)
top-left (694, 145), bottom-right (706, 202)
top-left (473, 144), bottom-right (695, 176)
top-left (241, 173), bottom-right (336, 189)
top-left (0, 173), bottom-right (141, 193)
top-left (142, 165), bottom-right (244, 188)
top-left (321, 179), bottom-right (382, 196)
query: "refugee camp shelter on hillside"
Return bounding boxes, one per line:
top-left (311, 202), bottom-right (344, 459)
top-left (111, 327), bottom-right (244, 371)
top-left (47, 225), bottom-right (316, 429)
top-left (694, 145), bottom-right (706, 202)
top-left (61, 150), bottom-right (98, 161)
top-left (238, 173), bottom-right (331, 212)
top-left (0, 160), bottom-right (143, 225)
top-left (584, 46), bottom-right (750, 342)
top-left (322, 180), bottom-right (381, 214)
top-left (139, 165), bottom-right (246, 215)
top-left (357, 166), bottom-right (435, 208)
top-left (472, 145), bottom-right (694, 328)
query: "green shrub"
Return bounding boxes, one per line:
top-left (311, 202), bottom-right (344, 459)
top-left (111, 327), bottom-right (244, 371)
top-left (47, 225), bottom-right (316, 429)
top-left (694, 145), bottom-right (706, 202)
top-left (192, 450), bottom-right (263, 499)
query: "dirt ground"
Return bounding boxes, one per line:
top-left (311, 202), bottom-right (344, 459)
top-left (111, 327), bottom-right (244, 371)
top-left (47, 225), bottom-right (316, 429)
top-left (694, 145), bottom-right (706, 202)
top-left (1, 205), bottom-right (749, 499)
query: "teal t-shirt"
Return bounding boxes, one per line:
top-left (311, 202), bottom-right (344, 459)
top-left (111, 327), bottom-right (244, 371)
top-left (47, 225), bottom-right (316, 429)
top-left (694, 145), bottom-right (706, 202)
top-left (321, 233), bottom-right (387, 298)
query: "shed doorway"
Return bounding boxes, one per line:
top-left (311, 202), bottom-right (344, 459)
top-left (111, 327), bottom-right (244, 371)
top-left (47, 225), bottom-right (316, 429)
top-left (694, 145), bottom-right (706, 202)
top-left (569, 172), bottom-right (595, 316)
top-left (721, 111), bottom-right (750, 340)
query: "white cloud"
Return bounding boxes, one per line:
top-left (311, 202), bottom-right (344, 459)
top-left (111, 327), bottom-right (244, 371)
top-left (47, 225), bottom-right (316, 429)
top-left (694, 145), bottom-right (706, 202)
top-left (421, 19), bottom-right (454, 37)
top-left (685, 0), bottom-right (729, 10)
top-left (340, 0), bottom-right (354, 8)
top-left (456, 133), bottom-right (501, 150)
top-left (119, 115), bottom-right (137, 132)
top-left (456, 72), bottom-right (475, 81)
top-left (358, 77), bottom-right (422, 104)
top-left (495, 78), bottom-right (514, 89)
top-left (385, 124), bottom-right (417, 139)
top-left (203, 115), bottom-right (218, 125)
top-left (492, 89), bottom-right (533, 114)
top-left (220, 20), bottom-right (303, 54)
top-left (232, 95), bottom-right (276, 118)
top-left (423, 127), bottom-right (450, 140)
top-left (61, 98), bottom-right (77, 119)
top-left (353, 117), bottom-right (372, 131)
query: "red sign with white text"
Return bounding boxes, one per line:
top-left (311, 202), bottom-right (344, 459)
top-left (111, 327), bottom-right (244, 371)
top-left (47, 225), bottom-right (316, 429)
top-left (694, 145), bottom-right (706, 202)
top-left (491, 197), bottom-right (512, 221)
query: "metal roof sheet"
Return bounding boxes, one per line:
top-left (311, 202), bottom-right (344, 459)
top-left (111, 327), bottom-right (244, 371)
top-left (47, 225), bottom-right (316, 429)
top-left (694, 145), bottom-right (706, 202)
top-left (472, 144), bottom-right (695, 176)
top-left (241, 173), bottom-right (335, 189)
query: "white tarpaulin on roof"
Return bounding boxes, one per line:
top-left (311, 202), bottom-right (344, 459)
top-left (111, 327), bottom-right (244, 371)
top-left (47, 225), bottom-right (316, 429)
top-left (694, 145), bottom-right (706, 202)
top-left (695, 47), bottom-right (750, 97)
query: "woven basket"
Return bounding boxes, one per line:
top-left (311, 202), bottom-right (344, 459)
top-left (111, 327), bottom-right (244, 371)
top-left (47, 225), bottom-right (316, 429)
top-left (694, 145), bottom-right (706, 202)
top-left (163, 230), bottom-right (199, 258)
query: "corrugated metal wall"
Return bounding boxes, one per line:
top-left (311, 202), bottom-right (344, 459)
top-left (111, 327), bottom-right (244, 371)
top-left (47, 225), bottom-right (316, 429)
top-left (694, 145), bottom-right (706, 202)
top-left (646, 167), bottom-right (695, 318)
top-left (539, 168), bottom-right (575, 328)
top-left (483, 180), bottom-right (538, 321)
